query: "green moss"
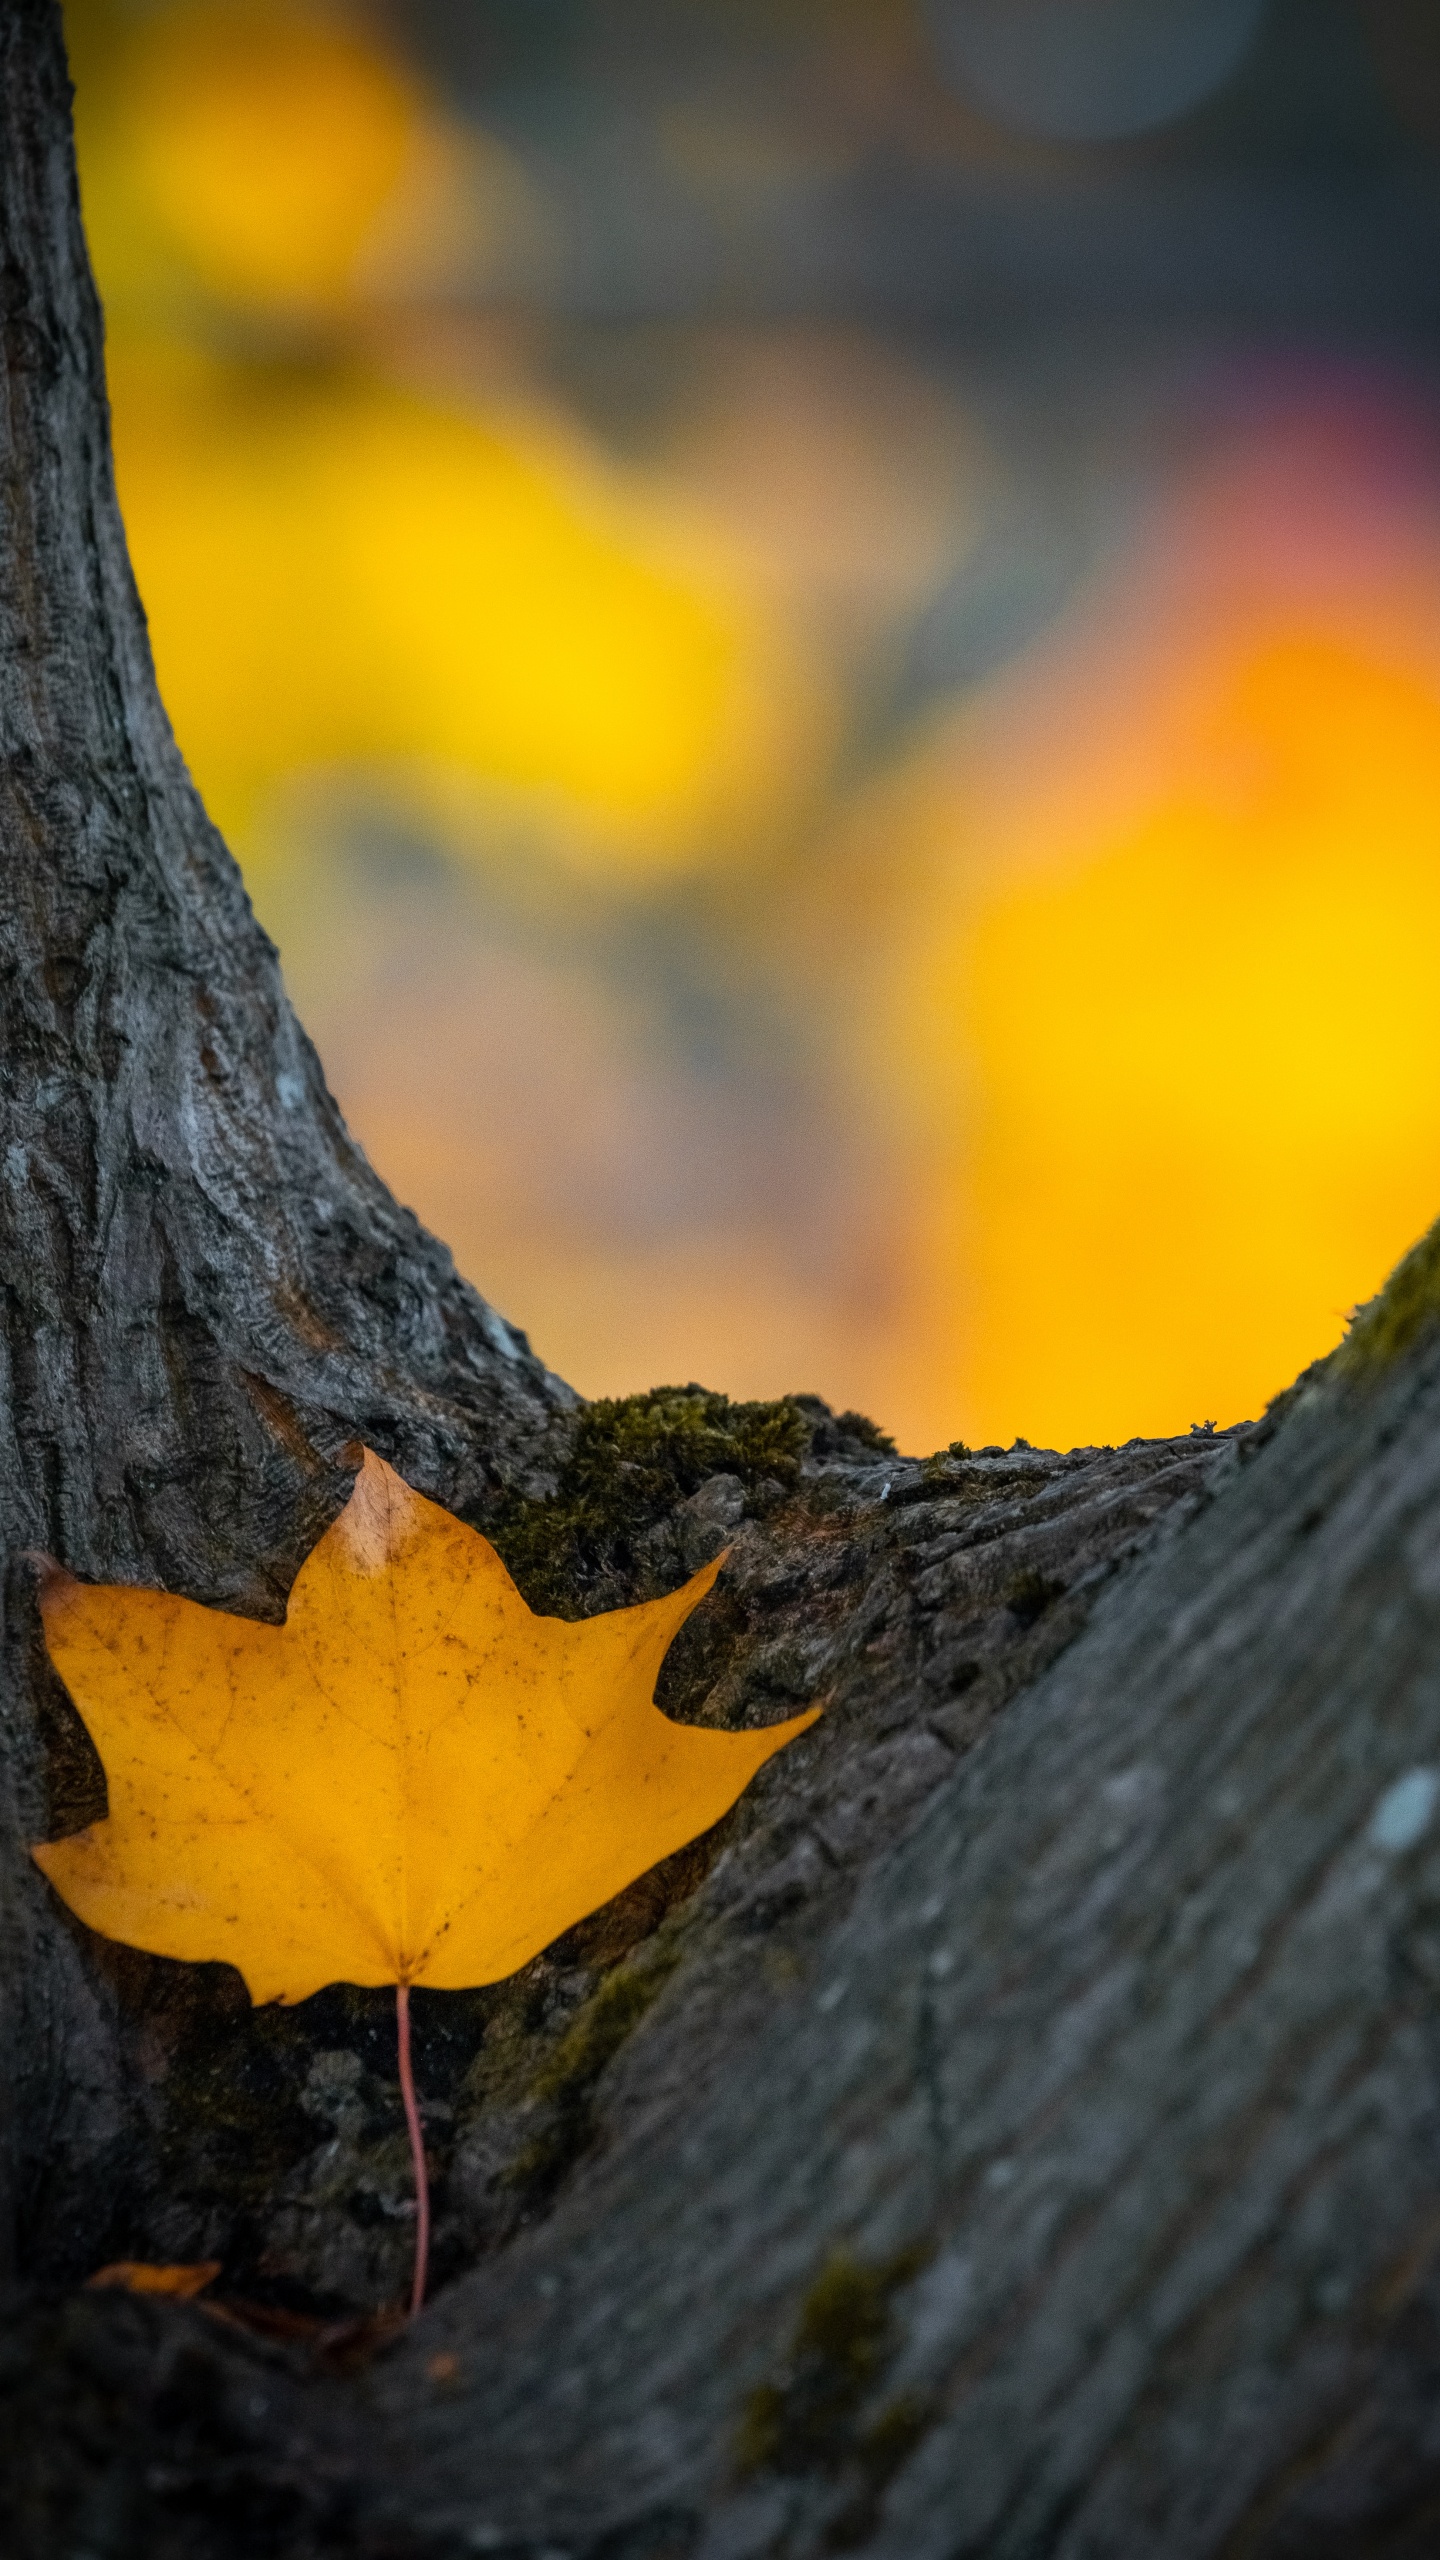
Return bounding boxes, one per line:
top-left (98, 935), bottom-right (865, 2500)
top-left (501, 2111), bottom-right (586, 2206)
top-left (1338, 1217), bottom-right (1440, 1377)
top-left (505, 1953), bottom-right (679, 2204)
top-left (826, 2397), bottom-right (935, 2549)
top-left (921, 1440), bottom-right (975, 1487)
top-left (487, 1385), bottom-right (808, 1615)
top-left (530, 1956), bottom-right (678, 2104)
top-left (855, 2394), bottom-right (930, 2483)
top-left (736, 2245), bottom-right (927, 2478)
top-left (1004, 1567), bottom-right (1064, 1629)
top-left (792, 2251), bottom-right (898, 2383)
top-left (832, 1409), bottom-right (897, 1456)
top-left (735, 2381), bottom-right (790, 2476)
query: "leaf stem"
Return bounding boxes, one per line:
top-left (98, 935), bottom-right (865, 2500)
top-left (396, 1980), bottom-right (429, 2317)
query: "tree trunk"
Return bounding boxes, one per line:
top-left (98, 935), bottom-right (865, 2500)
top-left (7, 7), bottom-right (1440, 2556)
top-left (0, 0), bottom-right (568, 2293)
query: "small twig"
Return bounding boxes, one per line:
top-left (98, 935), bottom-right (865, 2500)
top-left (396, 1980), bottom-right (430, 2317)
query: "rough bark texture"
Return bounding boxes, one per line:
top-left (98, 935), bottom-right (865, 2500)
top-left (0, 0), bottom-right (569, 2297)
top-left (7, 6), bottom-right (1440, 2556)
top-left (359, 1340), bottom-right (1440, 2560)
top-left (14, 1347), bottom-right (1440, 2560)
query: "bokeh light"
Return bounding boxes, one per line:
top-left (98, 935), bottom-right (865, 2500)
top-left (124, 1), bottom-right (418, 310)
top-left (63, 0), bottom-right (1440, 1452)
top-left (107, 340), bottom-right (810, 862)
top-left (925, 0), bottom-right (1266, 144)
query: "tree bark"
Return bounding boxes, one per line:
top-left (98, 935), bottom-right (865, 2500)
top-left (7, 7), bottom-right (1440, 2557)
top-left (0, 0), bottom-right (569, 2294)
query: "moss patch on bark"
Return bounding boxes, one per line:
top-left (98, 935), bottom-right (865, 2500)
top-left (1338, 1219), bottom-right (1440, 1379)
top-left (484, 1385), bottom-right (809, 1614)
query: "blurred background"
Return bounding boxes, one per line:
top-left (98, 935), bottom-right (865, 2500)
top-left (63, 0), bottom-right (1440, 1452)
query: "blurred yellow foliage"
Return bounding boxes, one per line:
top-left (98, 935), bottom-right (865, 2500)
top-left (898, 628), bottom-right (1440, 1449)
top-left (67, 0), bottom-right (811, 867)
top-left (59, 1), bottom-right (1440, 1453)
top-left (122, 0), bottom-right (417, 309)
top-left (110, 341), bottom-right (796, 859)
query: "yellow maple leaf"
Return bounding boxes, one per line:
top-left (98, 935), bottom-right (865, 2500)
top-left (32, 1449), bottom-right (819, 2004)
top-left (34, 1449), bottom-right (819, 2314)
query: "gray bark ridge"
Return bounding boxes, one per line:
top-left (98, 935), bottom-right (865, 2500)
top-left (0, 0), bottom-right (569, 1599)
top-left (0, 0), bottom-right (569, 2290)
top-left (348, 1331), bottom-right (1440, 2560)
top-left (11, 1332), bottom-right (1440, 2560)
